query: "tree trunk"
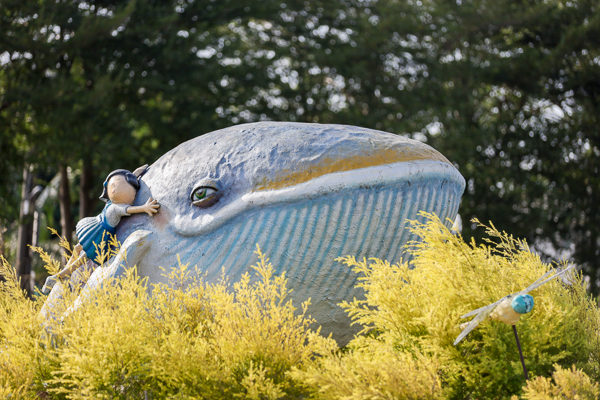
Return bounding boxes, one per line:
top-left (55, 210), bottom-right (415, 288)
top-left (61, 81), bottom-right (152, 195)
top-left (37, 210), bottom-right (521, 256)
top-left (79, 158), bottom-right (95, 219)
top-left (16, 166), bottom-right (34, 297)
top-left (59, 164), bottom-right (74, 246)
top-left (0, 222), bottom-right (6, 262)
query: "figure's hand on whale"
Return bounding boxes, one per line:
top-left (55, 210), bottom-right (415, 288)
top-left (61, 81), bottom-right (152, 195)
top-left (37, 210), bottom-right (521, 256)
top-left (142, 197), bottom-right (160, 216)
top-left (126, 197), bottom-right (160, 216)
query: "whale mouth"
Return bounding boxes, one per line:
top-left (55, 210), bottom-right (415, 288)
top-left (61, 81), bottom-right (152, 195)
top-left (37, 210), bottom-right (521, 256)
top-left (155, 157), bottom-right (464, 287)
top-left (170, 159), bottom-right (464, 238)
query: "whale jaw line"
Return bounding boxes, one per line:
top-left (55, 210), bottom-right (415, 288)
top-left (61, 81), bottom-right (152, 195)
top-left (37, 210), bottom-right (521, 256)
top-left (170, 159), bottom-right (465, 238)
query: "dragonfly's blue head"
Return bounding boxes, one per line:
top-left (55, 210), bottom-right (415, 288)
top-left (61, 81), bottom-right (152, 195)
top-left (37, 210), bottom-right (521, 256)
top-left (511, 294), bottom-right (534, 314)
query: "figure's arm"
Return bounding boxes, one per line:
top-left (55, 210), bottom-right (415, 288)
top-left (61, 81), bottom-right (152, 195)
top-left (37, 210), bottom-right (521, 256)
top-left (126, 197), bottom-right (160, 216)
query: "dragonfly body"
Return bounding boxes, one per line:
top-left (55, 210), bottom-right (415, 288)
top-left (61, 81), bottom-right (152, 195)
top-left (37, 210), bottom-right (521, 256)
top-left (489, 295), bottom-right (533, 325)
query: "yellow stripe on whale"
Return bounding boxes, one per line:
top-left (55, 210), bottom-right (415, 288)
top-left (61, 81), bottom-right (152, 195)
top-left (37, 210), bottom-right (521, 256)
top-left (255, 142), bottom-right (452, 191)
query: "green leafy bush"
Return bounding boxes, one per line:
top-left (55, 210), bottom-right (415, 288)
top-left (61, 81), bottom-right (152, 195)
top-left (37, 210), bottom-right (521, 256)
top-left (1, 214), bottom-right (599, 399)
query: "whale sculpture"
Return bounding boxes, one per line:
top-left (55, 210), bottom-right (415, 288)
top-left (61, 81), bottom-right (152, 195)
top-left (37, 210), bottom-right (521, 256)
top-left (43, 122), bottom-right (465, 344)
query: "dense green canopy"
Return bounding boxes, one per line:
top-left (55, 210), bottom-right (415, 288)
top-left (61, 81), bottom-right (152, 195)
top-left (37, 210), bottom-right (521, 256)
top-left (1, 0), bottom-right (599, 292)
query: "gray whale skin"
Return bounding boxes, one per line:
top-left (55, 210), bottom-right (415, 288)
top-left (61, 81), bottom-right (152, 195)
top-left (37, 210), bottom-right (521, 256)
top-left (49, 122), bottom-right (466, 345)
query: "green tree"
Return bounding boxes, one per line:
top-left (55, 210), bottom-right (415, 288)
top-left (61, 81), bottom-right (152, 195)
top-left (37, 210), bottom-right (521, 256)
top-left (281, 0), bottom-right (600, 293)
top-left (0, 0), bottom-right (379, 283)
top-left (3, 0), bottom-right (599, 294)
top-left (416, 0), bottom-right (600, 293)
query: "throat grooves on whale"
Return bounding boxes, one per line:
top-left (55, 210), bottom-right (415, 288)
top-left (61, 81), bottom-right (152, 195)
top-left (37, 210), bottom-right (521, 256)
top-left (160, 178), bottom-right (462, 338)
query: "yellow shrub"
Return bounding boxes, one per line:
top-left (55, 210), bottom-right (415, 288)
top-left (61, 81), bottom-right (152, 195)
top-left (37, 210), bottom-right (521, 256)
top-left (291, 335), bottom-right (444, 400)
top-left (329, 213), bottom-right (600, 399)
top-left (0, 244), bottom-right (333, 399)
top-left (517, 365), bottom-right (600, 400)
top-left (0, 253), bottom-right (56, 400)
top-left (1, 216), bottom-right (599, 399)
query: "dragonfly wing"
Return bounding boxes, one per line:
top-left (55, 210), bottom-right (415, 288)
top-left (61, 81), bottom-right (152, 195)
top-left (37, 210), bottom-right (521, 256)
top-left (460, 299), bottom-right (503, 319)
top-left (520, 265), bottom-right (575, 295)
top-left (454, 306), bottom-right (495, 346)
top-left (520, 270), bottom-right (554, 293)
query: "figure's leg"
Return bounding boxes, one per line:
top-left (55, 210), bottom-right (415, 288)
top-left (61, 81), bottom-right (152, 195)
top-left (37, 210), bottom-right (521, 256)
top-left (42, 245), bottom-right (87, 294)
top-left (58, 253), bottom-right (87, 278)
top-left (39, 280), bottom-right (66, 321)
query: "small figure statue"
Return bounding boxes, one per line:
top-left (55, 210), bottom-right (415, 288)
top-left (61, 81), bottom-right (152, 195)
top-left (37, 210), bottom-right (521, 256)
top-left (42, 166), bottom-right (159, 293)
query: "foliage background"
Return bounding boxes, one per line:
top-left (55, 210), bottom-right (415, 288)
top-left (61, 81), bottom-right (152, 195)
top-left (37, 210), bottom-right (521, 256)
top-left (1, 0), bottom-right (599, 292)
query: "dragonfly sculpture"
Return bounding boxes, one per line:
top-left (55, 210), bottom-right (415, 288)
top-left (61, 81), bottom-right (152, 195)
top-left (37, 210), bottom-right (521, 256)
top-left (453, 264), bottom-right (575, 379)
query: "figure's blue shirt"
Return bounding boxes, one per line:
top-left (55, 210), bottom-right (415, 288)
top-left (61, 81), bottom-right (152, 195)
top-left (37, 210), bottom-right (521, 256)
top-left (75, 202), bottom-right (117, 264)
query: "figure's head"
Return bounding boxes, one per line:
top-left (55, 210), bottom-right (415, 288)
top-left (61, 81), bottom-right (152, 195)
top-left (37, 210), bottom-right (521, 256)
top-left (100, 169), bottom-right (140, 204)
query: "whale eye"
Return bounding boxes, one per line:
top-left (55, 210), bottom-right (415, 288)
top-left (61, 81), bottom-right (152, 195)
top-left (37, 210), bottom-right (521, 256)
top-left (191, 185), bottom-right (220, 208)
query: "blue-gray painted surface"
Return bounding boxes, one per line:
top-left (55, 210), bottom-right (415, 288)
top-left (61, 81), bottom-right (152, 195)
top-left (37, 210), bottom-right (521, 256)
top-left (42, 122), bottom-right (466, 345)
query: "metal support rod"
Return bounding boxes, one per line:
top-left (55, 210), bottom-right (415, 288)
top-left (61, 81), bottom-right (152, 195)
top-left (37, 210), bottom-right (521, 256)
top-left (512, 324), bottom-right (528, 380)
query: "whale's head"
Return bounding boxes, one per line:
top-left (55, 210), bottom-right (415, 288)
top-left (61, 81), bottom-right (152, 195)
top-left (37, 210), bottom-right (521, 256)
top-left (106, 122), bottom-right (465, 344)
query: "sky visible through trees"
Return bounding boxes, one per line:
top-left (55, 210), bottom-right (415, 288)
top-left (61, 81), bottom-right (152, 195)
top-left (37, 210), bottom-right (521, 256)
top-left (1, 0), bottom-right (599, 293)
